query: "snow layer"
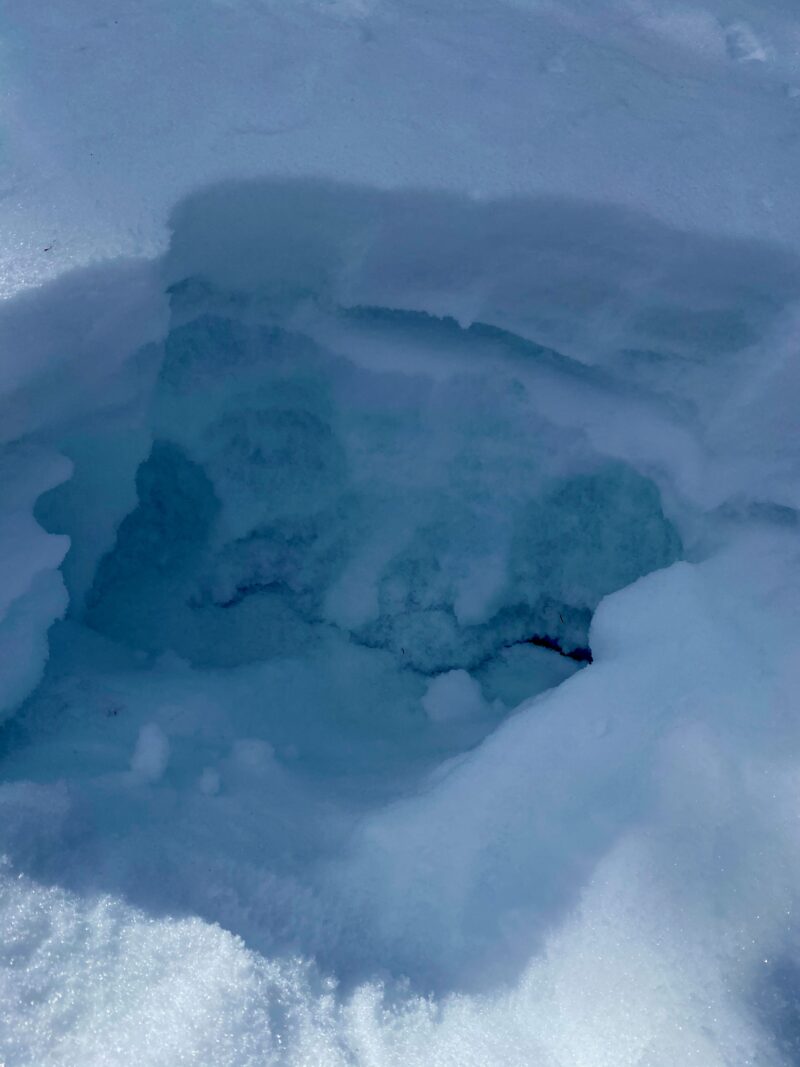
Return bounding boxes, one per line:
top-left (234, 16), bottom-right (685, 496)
top-left (2, 0), bottom-right (800, 296)
top-left (1, 1), bottom-right (800, 1065)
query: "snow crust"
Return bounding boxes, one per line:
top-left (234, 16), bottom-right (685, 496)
top-left (1, 1), bottom-right (800, 1064)
top-left (2, 0), bottom-right (800, 297)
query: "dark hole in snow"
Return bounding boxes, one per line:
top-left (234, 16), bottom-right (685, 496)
top-left (523, 633), bottom-right (593, 663)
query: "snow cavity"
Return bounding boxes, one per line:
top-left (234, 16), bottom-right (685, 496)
top-left (2, 179), bottom-right (800, 1066)
top-left (28, 183), bottom-right (686, 800)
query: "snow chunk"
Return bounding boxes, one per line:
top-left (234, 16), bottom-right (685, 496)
top-left (198, 767), bottom-right (221, 796)
top-left (725, 21), bottom-right (770, 63)
top-left (130, 723), bottom-right (170, 783)
top-left (422, 670), bottom-right (488, 724)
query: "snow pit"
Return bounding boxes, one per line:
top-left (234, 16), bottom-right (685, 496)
top-left (2, 179), bottom-right (800, 1065)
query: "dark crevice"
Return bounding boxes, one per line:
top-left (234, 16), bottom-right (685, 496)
top-left (521, 634), bottom-right (593, 663)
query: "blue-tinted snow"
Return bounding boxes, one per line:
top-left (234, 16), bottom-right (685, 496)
top-left (1, 4), bottom-right (800, 1064)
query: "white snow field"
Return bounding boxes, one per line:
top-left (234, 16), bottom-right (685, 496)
top-left (2, 2), bottom-right (800, 1065)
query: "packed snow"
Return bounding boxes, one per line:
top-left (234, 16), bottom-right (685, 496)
top-left (1, 1), bottom-right (800, 1065)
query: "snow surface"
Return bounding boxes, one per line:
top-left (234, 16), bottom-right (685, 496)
top-left (1, 1), bottom-right (800, 1065)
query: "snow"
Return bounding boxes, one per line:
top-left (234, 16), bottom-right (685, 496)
top-left (0, 448), bottom-right (70, 724)
top-left (1, 0), bottom-right (800, 1064)
top-left (3, 0), bottom-right (800, 300)
top-left (421, 670), bottom-right (489, 724)
top-left (130, 723), bottom-right (170, 783)
top-left (198, 767), bottom-right (221, 796)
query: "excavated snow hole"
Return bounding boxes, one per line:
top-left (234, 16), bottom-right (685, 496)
top-left (1, 184), bottom-right (702, 991)
top-left (28, 293), bottom-right (682, 799)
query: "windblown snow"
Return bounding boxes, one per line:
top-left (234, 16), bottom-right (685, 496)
top-left (1, 2), bottom-right (800, 1066)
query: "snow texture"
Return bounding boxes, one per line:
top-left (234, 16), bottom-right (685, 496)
top-left (1, 1), bottom-right (800, 1065)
